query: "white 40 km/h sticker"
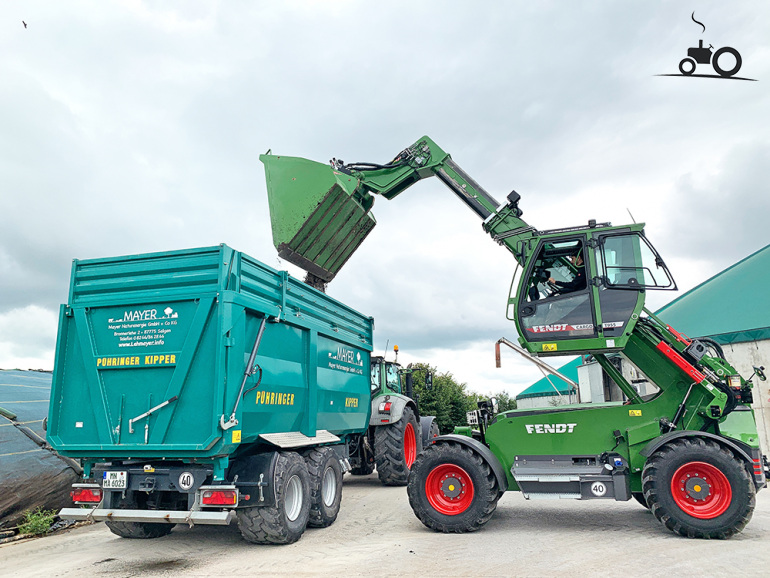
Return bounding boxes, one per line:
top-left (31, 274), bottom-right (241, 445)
top-left (178, 471), bottom-right (194, 491)
top-left (591, 482), bottom-right (607, 497)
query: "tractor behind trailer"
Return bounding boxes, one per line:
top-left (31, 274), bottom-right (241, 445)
top-left (47, 244), bottom-right (436, 544)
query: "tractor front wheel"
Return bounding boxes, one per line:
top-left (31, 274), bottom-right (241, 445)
top-left (375, 406), bottom-right (421, 486)
top-left (407, 441), bottom-right (500, 533)
top-left (642, 438), bottom-right (755, 539)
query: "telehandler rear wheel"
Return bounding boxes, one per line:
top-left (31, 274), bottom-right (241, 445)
top-left (236, 452), bottom-right (311, 544)
top-left (302, 447), bottom-right (343, 528)
top-left (642, 438), bottom-right (755, 539)
top-left (407, 441), bottom-right (500, 533)
top-left (375, 406), bottom-right (421, 486)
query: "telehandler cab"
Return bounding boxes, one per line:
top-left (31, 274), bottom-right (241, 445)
top-left (260, 136), bottom-right (767, 538)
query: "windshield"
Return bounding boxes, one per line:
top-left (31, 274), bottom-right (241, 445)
top-left (600, 233), bottom-right (675, 290)
top-left (386, 363), bottom-right (401, 393)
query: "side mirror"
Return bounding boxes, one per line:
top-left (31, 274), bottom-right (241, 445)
top-left (489, 397), bottom-right (499, 415)
top-left (425, 373), bottom-right (433, 391)
top-left (755, 365), bottom-right (766, 382)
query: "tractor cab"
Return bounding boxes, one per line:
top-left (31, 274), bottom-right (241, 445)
top-left (512, 222), bottom-right (676, 356)
top-left (370, 356), bottom-right (403, 396)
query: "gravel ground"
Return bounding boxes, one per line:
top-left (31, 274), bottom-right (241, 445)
top-left (2, 473), bottom-right (769, 577)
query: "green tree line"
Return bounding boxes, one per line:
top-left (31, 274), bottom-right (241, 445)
top-left (406, 363), bottom-right (517, 434)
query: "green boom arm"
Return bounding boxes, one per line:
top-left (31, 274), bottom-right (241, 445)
top-left (260, 136), bottom-right (536, 282)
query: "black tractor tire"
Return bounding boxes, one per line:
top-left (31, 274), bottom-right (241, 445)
top-left (679, 57), bottom-right (696, 75)
top-left (350, 461), bottom-right (375, 476)
top-left (429, 420), bottom-right (440, 439)
top-left (236, 452), bottom-right (311, 545)
top-left (105, 493), bottom-right (175, 539)
top-left (106, 520), bottom-right (175, 539)
top-left (642, 437), bottom-right (755, 539)
top-left (632, 492), bottom-right (650, 509)
top-left (407, 441), bottom-right (500, 533)
top-left (712, 46), bottom-right (742, 77)
top-left (375, 405), bottom-right (422, 486)
top-left (301, 447), bottom-right (343, 528)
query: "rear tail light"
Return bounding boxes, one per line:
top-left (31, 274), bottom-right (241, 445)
top-left (201, 490), bottom-right (237, 506)
top-left (71, 487), bottom-right (102, 503)
top-left (378, 401), bottom-right (392, 413)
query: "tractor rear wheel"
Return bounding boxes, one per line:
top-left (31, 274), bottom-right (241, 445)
top-left (375, 406), bottom-right (421, 486)
top-left (236, 452), bottom-right (311, 544)
top-left (302, 447), bottom-right (343, 528)
top-left (407, 441), bottom-right (500, 533)
top-left (642, 438), bottom-right (755, 539)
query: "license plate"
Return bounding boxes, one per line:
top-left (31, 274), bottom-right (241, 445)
top-left (102, 471), bottom-right (128, 489)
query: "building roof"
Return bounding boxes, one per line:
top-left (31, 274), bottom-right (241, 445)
top-left (516, 359), bottom-right (579, 399)
top-left (656, 244), bottom-right (770, 344)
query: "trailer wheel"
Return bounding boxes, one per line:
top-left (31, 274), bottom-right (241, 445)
top-left (375, 406), bottom-right (421, 486)
top-left (407, 441), bottom-right (500, 533)
top-left (236, 452), bottom-right (311, 544)
top-left (642, 438), bottom-right (755, 539)
top-left (105, 495), bottom-right (175, 539)
top-left (302, 447), bottom-right (343, 528)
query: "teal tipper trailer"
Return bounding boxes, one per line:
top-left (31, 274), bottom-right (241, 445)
top-left (48, 245), bottom-right (380, 543)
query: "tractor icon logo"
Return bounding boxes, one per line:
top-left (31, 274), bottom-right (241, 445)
top-left (679, 39), bottom-right (741, 77)
top-left (658, 13), bottom-right (755, 82)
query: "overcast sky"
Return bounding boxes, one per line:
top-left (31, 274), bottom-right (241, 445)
top-left (1, 1), bottom-right (768, 396)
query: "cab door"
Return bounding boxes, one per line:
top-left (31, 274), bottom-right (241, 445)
top-left (516, 236), bottom-right (597, 347)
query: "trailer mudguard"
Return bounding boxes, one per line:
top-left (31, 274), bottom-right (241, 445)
top-left (228, 451), bottom-right (280, 508)
top-left (430, 434), bottom-right (508, 493)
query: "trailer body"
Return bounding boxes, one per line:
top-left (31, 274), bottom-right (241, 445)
top-left (48, 245), bottom-right (378, 541)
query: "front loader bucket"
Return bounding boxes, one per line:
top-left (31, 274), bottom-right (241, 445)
top-left (260, 153), bottom-right (376, 282)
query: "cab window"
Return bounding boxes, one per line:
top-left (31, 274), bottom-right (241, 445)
top-left (518, 237), bottom-right (595, 342)
top-left (600, 233), bottom-right (675, 289)
top-left (386, 364), bottom-right (401, 393)
top-left (370, 364), bottom-right (381, 392)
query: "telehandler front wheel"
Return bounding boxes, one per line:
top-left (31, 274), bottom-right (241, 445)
top-left (375, 406), bottom-right (421, 486)
top-left (642, 438), bottom-right (755, 539)
top-left (407, 441), bottom-right (500, 533)
top-left (302, 446), bottom-right (343, 528)
top-left (236, 452), bottom-right (311, 544)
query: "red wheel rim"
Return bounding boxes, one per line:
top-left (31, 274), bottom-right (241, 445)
top-left (671, 461), bottom-right (731, 519)
top-left (404, 422), bottom-right (417, 468)
top-left (425, 464), bottom-right (474, 515)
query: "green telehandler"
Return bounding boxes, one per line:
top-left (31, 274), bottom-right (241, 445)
top-left (260, 136), bottom-right (768, 538)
